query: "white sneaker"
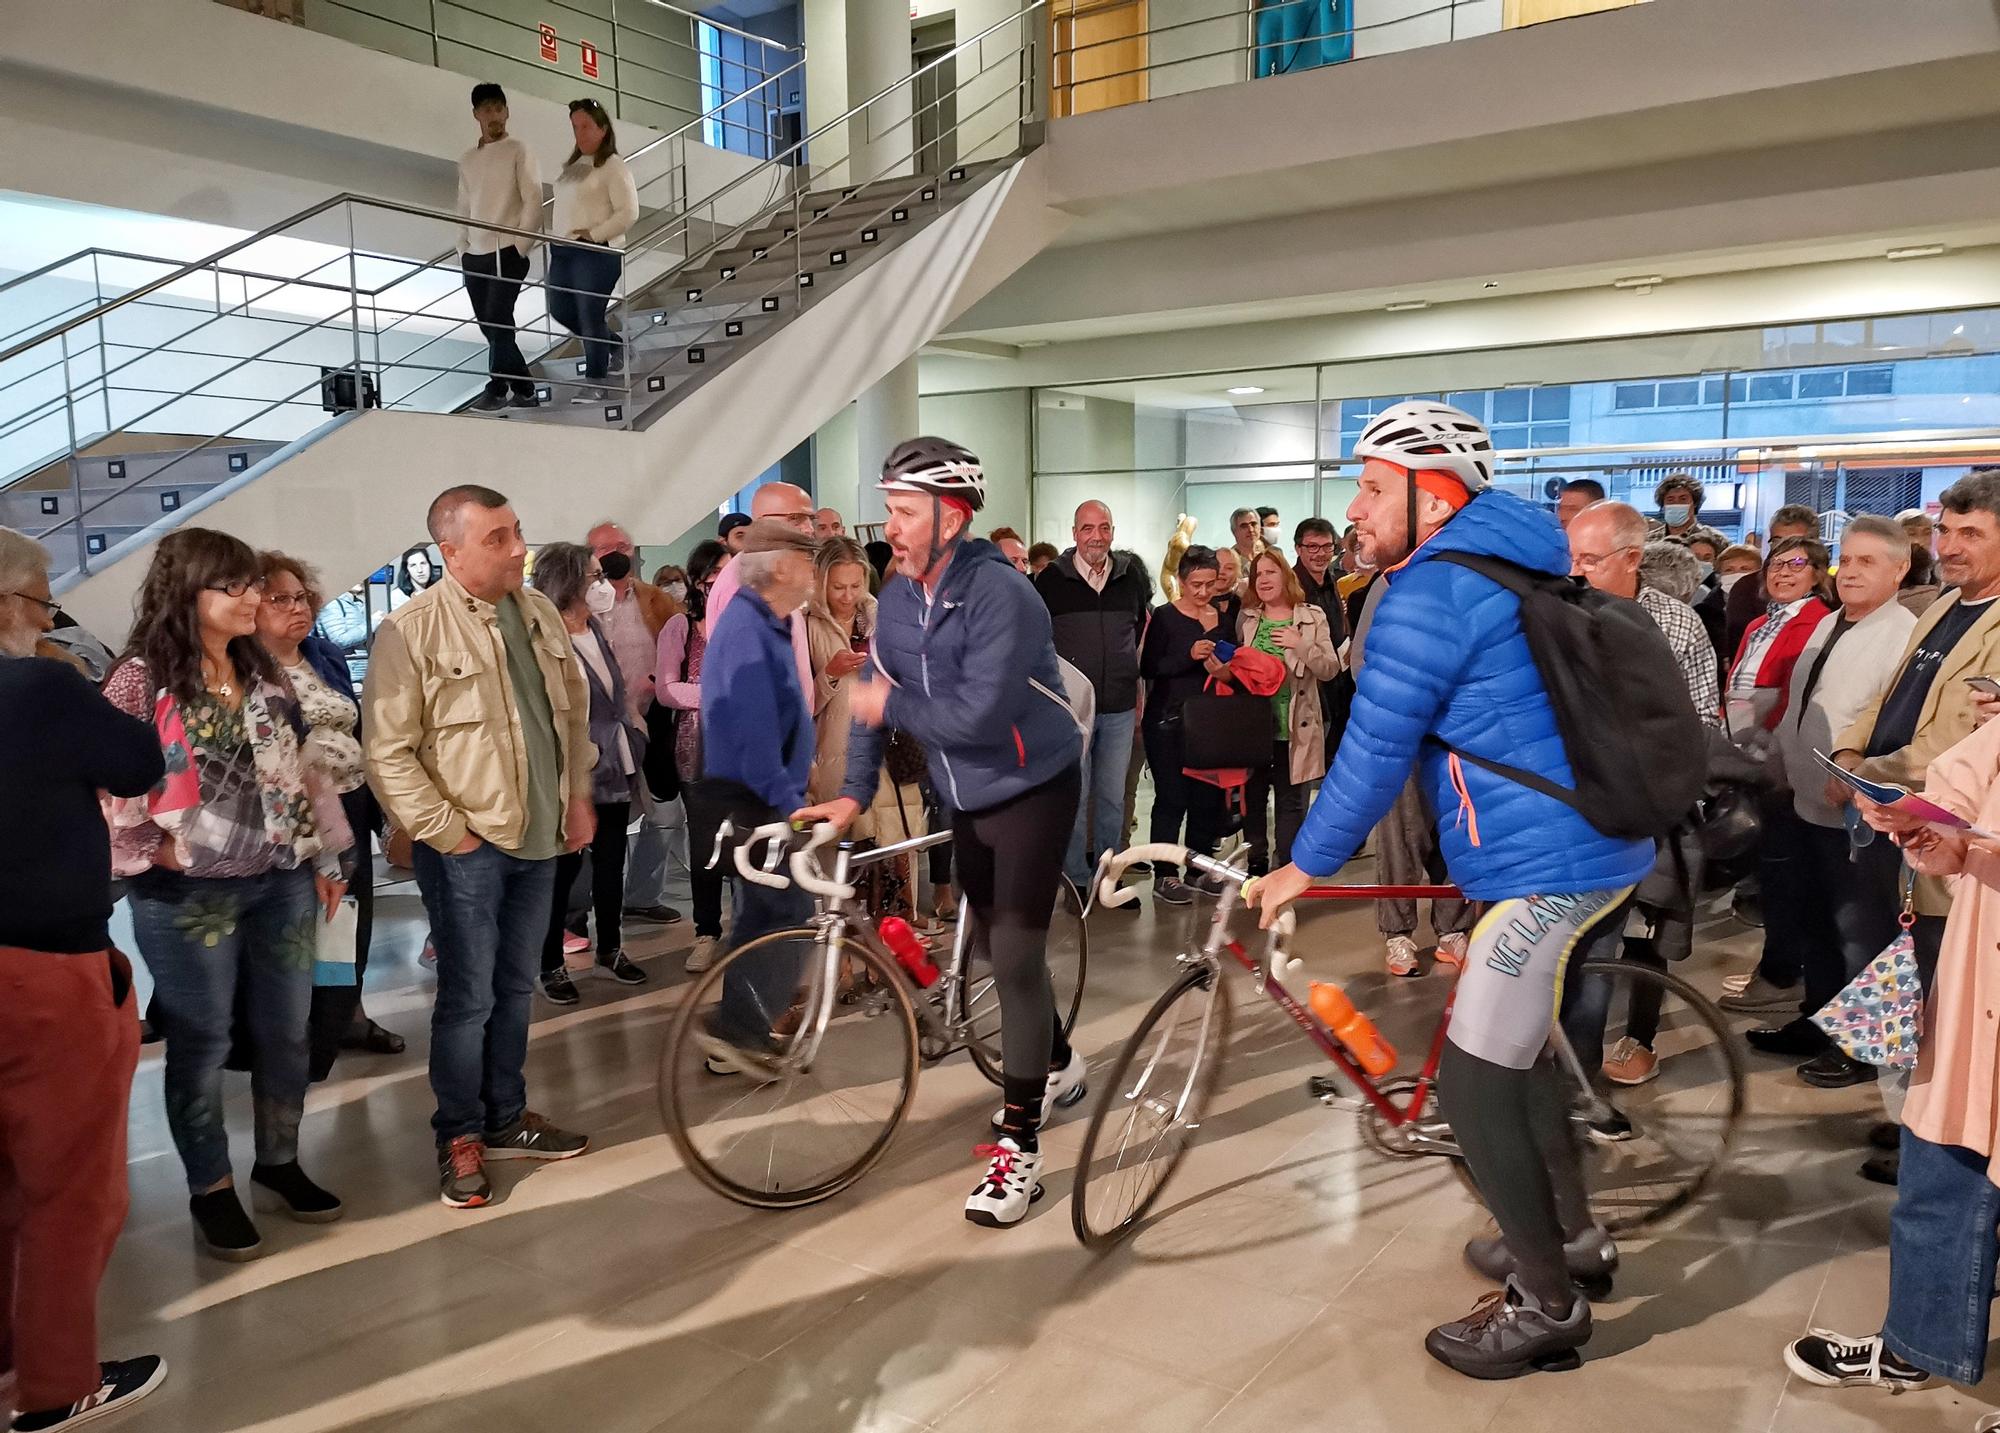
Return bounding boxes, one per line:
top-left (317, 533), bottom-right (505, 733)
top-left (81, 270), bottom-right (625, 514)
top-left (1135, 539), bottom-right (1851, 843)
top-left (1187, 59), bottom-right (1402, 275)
top-left (989, 1049), bottom-right (1089, 1133)
top-left (1386, 934), bottom-right (1420, 977)
top-left (964, 1138), bottom-right (1044, 1228)
top-left (685, 935), bottom-right (721, 974)
top-left (1436, 932), bottom-right (1469, 969)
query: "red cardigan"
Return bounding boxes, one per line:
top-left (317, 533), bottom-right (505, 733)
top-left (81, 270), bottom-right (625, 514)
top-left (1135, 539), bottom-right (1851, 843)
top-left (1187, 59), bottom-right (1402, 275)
top-left (1731, 599), bottom-right (1834, 730)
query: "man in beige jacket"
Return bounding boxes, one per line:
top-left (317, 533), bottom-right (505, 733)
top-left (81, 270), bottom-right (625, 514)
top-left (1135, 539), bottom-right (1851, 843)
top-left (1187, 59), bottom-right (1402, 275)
top-left (365, 484), bottom-right (597, 1209)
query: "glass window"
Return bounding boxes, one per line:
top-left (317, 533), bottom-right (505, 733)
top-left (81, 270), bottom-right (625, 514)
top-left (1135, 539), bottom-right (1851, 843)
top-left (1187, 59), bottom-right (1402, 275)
top-left (1797, 371), bottom-right (1845, 399)
top-left (1531, 424), bottom-right (1570, 448)
top-left (1700, 376), bottom-right (1747, 406)
top-left (1531, 386), bottom-right (1571, 420)
top-left (1656, 380), bottom-right (1701, 406)
top-left (1846, 366), bottom-right (1894, 396)
top-left (1614, 384), bottom-right (1655, 411)
top-left (1449, 391), bottom-right (1488, 417)
top-left (1491, 425), bottom-right (1530, 451)
top-left (1491, 389), bottom-right (1530, 424)
top-left (1748, 374), bottom-right (1794, 403)
top-left (1340, 398), bottom-right (1373, 430)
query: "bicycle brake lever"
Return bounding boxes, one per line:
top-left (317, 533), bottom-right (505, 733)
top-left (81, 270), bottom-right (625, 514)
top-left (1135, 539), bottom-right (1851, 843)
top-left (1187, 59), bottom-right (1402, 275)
top-left (705, 819), bottom-right (736, 872)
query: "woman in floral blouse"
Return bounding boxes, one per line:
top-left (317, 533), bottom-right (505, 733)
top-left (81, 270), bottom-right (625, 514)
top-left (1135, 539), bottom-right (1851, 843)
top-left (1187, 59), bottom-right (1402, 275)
top-left (259, 551), bottom-right (404, 1075)
top-left (104, 529), bottom-right (351, 1263)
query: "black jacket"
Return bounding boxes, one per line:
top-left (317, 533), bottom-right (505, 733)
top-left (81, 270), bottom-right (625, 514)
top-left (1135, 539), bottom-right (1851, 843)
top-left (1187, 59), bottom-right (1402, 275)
top-left (1034, 548), bottom-right (1153, 714)
top-left (1297, 563), bottom-right (1350, 728)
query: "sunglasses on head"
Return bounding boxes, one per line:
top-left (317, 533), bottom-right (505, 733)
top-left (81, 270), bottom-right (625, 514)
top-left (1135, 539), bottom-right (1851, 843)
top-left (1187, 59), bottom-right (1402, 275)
top-left (570, 99), bottom-right (607, 116)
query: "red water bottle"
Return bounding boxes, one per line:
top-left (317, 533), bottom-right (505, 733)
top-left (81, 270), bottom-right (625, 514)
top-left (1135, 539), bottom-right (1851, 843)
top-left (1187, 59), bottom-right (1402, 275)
top-left (1308, 981), bottom-right (1398, 1077)
top-left (877, 916), bottom-right (940, 988)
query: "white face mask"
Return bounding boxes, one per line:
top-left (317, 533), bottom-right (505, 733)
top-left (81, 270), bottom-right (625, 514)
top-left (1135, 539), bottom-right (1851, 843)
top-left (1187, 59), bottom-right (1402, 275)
top-left (1663, 503), bottom-right (1693, 528)
top-left (1696, 560), bottom-right (1715, 581)
top-left (1263, 525), bottom-right (1281, 545)
top-left (1718, 570), bottom-right (1749, 593)
top-left (665, 581), bottom-right (687, 602)
top-left (585, 579), bottom-right (617, 616)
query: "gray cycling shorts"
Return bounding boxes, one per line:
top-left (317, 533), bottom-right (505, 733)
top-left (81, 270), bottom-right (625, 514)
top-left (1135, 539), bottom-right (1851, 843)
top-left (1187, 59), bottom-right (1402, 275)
top-left (1445, 886), bottom-right (1635, 1070)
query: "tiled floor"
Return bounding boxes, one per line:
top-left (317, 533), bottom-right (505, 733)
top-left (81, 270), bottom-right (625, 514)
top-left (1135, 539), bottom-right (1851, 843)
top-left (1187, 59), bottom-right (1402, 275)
top-left (96, 853), bottom-right (2000, 1433)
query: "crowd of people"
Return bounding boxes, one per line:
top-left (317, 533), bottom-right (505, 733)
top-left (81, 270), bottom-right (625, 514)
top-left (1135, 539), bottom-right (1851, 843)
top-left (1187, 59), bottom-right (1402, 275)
top-left (8, 394), bottom-right (2000, 1422)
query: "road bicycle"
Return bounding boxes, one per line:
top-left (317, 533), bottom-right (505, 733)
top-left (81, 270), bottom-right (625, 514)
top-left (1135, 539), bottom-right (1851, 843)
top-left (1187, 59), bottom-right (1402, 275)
top-left (1070, 842), bottom-right (1746, 1251)
top-left (658, 820), bottom-right (1087, 1208)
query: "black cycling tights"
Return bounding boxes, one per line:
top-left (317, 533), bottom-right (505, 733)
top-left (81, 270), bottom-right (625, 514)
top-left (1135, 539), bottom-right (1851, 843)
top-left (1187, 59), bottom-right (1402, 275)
top-left (950, 762), bottom-right (1082, 1147)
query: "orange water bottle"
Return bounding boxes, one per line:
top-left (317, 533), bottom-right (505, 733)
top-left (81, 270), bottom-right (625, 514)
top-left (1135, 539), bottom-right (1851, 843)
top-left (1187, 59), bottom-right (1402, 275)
top-left (1308, 981), bottom-right (1397, 1077)
top-left (877, 916), bottom-right (940, 988)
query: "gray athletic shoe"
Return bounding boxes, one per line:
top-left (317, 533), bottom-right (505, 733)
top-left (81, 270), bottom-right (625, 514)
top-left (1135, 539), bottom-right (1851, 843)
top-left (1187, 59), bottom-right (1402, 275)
top-left (1424, 1275), bottom-right (1591, 1380)
top-left (1463, 1224), bottom-right (1619, 1296)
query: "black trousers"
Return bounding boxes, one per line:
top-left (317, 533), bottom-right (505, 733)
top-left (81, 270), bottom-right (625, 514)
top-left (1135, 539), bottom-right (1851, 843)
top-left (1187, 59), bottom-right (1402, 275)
top-left (462, 245), bottom-right (533, 398)
top-left (542, 800), bottom-right (630, 972)
top-left (683, 789), bottom-right (726, 939)
top-left (1243, 739), bottom-right (1307, 871)
top-left (1141, 717), bottom-right (1222, 869)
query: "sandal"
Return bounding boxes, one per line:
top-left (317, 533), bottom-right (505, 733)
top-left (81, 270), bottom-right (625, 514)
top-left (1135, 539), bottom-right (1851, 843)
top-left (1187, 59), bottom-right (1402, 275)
top-left (339, 1018), bottom-right (406, 1055)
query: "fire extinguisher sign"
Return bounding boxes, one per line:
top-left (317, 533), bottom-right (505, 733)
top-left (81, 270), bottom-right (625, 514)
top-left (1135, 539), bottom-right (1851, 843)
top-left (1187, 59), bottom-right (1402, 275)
top-left (580, 40), bottom-right (599, 78)
top-left (538, 23), bottom-right (558, 62)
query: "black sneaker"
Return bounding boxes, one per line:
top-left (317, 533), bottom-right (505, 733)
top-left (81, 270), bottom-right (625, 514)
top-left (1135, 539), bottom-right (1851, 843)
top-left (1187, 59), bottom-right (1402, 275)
top-left (1859, 1150), bottom-right (1900, 1185)
top-left (597, 950), bottom-right (647, 985)
top-left (1154, 877), bottom-right (1195, 907)
top-left (439, 1135), bottom-right (491, 1208)
top-left (622, 904), bottom-right (684, 924)
top-left (188, 1187), bottom-right (261, 1262)
top-left (11, 1355), bottom-right (168, 1431)
top-left (538, 968), bottom-right (580, 1005)
top-left (1584, 1104), bottom-right (1636, 1144)
top-left (1464, 1224), bottom-right (1619, 1298)
top-left (468, 391), bottom-right (509, 413)
top-left (484, 1111), bottom-right (588, 1161)
top-left (1784, 1330), bottom-right (1932, 1390)
top-left (508, 390), bottom-right (541, 409)
top-left (1424, 1276), bottom-right (1591, 1379)
top-left (1799, 1049), bottom-right (1877, 1088)
top-left (1746, 1017), bottom-right (1829, 1058)
top-left (249, 1161), bottom-right (343, 1224)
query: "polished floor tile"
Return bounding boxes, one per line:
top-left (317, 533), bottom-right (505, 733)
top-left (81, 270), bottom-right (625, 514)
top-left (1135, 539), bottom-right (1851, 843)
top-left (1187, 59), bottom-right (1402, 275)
top-left (89, 854), bottom-right (2000, 1431)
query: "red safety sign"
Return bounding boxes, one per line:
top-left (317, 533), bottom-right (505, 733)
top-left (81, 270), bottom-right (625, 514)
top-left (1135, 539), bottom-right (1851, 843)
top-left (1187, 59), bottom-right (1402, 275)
top-left (580, 40), bottom-right (599, 78)
top-left (538, 23), bottom-right (558, 62)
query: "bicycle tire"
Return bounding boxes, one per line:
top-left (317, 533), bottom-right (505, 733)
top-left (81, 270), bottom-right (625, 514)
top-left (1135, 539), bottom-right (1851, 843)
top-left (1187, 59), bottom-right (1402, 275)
top-left (659, 930), bottom-right (920, 1210)
top-left (960, 874), bottom-right (1090, 1087)
top-left (1448, 954), bottom-right (1746, 1233)
top-left (1070, 961), bottom-right (1231, 1251)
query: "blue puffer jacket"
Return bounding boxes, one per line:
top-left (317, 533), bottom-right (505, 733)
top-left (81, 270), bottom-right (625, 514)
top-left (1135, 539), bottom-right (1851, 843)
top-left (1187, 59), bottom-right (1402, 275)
top-left (1290, 490), bottom-right (1653, 901)
top-left (844, 538), bottom-right (1083, 814)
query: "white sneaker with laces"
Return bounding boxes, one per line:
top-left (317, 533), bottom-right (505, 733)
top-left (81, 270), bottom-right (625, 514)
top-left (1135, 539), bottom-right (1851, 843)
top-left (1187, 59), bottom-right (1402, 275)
top-left (964, 1138), bottom-right (1044, 1228)
top-left (989, 1049), bottom-right (1088, 1133)
top-left (685, 935), bottom-right (722, 974)
top-left (1386, 935), bottom-right (1420, 977)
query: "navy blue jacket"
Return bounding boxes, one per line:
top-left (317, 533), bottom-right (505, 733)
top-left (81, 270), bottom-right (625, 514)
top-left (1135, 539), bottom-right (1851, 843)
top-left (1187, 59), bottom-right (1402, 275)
top-left (701, 588), bottom-right (814, 815)
top-left (301, 632), bottom-right (359, 721)
top-left (844, 538), bottom-right (1083, 814)
top-left (1291, 490), bottom-right (1654, 901)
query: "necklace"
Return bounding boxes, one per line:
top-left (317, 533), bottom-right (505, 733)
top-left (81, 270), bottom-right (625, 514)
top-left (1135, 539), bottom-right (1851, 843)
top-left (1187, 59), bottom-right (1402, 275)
top-left (203, 656), bottom-right (236, 699)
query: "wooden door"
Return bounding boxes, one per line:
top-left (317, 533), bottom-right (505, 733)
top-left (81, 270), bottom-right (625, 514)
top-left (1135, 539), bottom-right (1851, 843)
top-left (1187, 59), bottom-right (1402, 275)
top-left (1052, 0), bottom-right (1148, 118)
top-left (1504, 0), bottom-right (1641, 28)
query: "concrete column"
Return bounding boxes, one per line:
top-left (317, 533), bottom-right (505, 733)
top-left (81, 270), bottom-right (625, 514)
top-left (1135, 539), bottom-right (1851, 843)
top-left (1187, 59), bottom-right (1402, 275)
top-left (845, 0), bottom-right (913, 186)
top-left (853, 357), bottom-right (920, 525)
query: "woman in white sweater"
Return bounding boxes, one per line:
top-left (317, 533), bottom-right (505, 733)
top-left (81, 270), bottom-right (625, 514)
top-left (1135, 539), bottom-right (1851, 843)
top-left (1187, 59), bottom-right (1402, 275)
top-left (550, 97), bottom-right (639, 403)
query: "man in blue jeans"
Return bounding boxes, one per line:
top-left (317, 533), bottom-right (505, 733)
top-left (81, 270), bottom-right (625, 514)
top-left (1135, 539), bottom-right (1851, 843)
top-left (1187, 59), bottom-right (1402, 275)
top-left (365, 484), bottom-right (597, 1208)
top-left (1035, 499), bottom-right (1151, 898)
top-left (689, 520), bottom-right (821, 1069)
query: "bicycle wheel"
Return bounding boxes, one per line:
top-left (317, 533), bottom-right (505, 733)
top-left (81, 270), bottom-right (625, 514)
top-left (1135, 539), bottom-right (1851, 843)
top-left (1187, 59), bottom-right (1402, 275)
top-left (957, 874), bottom-right (1089, 1086)
top-left (1448, 955), bottom-right (1745, 1233)
top-left (1071, 961), bottom-right (1231, 1251)
top-left (659, 930), bottom-right (920, 1209)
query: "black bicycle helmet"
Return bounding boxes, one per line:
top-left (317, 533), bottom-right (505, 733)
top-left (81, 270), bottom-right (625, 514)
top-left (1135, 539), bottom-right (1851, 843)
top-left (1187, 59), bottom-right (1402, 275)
top-left (878, 436), bottom-right (986, 512)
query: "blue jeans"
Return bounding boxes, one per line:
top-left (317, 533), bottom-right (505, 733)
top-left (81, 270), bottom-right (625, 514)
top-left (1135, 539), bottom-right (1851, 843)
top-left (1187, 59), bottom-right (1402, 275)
top-left (129, 866), bottom-right (318, 1190)
top-left (714, 876), bottom-right (814, 1047)
top-left (1882, 1128), bottom-right (2000, 1384)
top-left (1064, 707), bottom-right (1137, 888)
top-left (412, 841), bottom-right (556, 1145)
top-left (546, 243), bottom-right (622, 381)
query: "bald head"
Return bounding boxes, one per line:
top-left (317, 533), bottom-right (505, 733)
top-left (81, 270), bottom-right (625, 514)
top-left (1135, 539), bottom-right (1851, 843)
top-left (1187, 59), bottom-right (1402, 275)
top-left (812, 506), bottom-right (845, 539)
top-left (1569, 501), bottom-right (1647, 598)
top-left (750, 482), bottom-right (814, 535)
top-left (1073, 500), bottom-right (1114, 567)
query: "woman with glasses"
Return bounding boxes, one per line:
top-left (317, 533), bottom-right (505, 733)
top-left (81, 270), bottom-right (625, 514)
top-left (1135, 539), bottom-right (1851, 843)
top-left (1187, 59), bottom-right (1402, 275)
top-left (551, 97), bottom-right (638, 404)
top-left (656, 540), bottom-right (730, 973)
top-left (1725, 535), bottom-right (1835, 743)
top-left (258, 551), bottom-right (404, 1077)
top-left (103, 529), bottom-right (352, 1263)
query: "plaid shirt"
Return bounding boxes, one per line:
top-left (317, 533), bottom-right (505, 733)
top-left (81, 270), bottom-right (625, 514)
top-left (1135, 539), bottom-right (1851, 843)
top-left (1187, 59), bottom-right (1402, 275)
top-left (1638, 584), bottom-right (1722, 729)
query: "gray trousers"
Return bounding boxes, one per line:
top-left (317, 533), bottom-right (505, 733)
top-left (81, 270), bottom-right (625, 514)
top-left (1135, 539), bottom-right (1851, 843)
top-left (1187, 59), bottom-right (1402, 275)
top-left (1374, 776), bottom-right (1476, 938)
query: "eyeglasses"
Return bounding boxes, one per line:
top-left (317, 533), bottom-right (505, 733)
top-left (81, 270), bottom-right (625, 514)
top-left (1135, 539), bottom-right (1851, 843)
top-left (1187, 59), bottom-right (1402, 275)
top-left (2, 590), bottom-right (61, 616)
top-left (263, 592), bottom-right (314, 611)
top-left (1767, 556), bottom-right (1816, 574)
top-left (776, 511), bottom-right (814, 529)
top-left (1297, 542), bottom-right (1336, 556)
top-left (207, 577), bottom-right (267, 598)
top-left (1573, 546), bottom-right (1638, 572)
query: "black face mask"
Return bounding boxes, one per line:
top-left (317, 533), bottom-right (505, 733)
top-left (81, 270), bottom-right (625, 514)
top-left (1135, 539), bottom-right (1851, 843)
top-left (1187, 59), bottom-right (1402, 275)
top-left (598, 551), bottom-right (632, 581)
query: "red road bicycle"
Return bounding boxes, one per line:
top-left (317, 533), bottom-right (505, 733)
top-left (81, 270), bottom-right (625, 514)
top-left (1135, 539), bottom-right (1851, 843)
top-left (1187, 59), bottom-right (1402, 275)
top-left (1069, 841), bottom-right (1745, 1251)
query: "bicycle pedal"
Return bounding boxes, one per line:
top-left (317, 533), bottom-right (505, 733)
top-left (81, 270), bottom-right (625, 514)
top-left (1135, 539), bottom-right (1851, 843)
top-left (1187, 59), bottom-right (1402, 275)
top-left (1306, 1075), bottom-right (1345, 1104)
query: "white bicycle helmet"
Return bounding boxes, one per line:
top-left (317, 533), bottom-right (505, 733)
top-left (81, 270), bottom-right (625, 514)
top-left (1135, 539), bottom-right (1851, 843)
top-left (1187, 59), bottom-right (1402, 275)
top-left (1351, 401), bottom-right (1496, 494)
top-left (878, 436), bottom-right (986, 511)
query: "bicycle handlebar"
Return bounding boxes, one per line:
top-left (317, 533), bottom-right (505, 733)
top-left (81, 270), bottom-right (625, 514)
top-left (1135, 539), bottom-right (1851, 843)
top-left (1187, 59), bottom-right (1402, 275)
top-left (730, 820), bottom-right (795, 888)
top-left (787, 823), bottom-right (856, 902)
top-left (1095, 843), bottom-right (1297, 953)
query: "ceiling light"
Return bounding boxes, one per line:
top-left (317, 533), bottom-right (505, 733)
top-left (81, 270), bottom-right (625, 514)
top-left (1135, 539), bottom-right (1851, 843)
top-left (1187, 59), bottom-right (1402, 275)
top-left (1384, 300), bottom-right (1429, 312)
top-left (1613, 274), bottom-right (1665, 290)
top-left (1226, 385), bottom-right (1264, 396)
top-left (1886, 244), bottom-right (1946, 261)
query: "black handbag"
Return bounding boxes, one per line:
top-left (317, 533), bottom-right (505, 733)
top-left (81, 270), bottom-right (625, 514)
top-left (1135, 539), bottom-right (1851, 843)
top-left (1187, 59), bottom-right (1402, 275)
top-left (1181, 681), bottom-right (1273, 771)
top-left (642, 631), bottom-right (695, 800)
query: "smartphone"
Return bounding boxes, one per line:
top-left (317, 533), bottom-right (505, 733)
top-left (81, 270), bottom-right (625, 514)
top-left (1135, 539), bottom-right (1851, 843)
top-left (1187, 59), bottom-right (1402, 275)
top-left (850, 630), bottom-right (869, 654)
top-left (1967, 676), bottom-right (2000, 697)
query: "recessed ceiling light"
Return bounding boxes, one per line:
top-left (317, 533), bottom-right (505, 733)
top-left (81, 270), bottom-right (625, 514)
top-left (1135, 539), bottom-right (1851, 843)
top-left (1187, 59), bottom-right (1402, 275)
top-left (1482, 281), bottom-right (1500, 289)
top-left (1384, 300), bottom-right (1429, 312)
top-left (1886, 243), bottom-right (1946, 261)
top-left (1226, 385), bottom-right (1264, 396)
top-left (1613, 274), bottom-right (1666, 290)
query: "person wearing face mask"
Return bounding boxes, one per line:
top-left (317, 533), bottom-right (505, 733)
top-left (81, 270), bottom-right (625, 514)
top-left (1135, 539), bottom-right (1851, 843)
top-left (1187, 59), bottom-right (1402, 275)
top-left (1258, 506), bottom-right (1285, 555)
top-left (529, 543), bottom-right (650, 1003)
top-left (1715, 544), bottom-right (1762, 593)
top-left (652, 565), bottom-right (688, 603)
top-left (1676, 525), bottom-right (1732, 686)
top-left (1648, 474), bottom-right (1704, 542)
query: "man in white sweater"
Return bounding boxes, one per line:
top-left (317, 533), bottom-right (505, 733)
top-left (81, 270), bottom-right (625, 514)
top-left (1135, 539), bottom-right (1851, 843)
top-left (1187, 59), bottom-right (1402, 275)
top-left (459, 83), bottom-right (543, 412)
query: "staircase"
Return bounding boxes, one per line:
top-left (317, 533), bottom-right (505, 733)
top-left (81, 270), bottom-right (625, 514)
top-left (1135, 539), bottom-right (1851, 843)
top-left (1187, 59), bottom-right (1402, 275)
top-left (6, 2), bottom-right (1061, 641)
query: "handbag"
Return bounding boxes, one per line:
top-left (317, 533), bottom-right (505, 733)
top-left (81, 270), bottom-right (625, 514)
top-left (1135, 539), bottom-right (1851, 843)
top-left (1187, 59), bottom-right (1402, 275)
top-left (313, 898), bottom-right (360, 988)
top-left (884, 728), bottom-right (928, 787)
top-left (1182, 678), bottom-right (1273, 772)
top-left (1811, 880), bottom-right (1923, 1068)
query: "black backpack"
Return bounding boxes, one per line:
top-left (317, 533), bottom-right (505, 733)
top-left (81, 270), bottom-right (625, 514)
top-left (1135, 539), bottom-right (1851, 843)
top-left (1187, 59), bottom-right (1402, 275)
top-left (1430, 552), bottom-right (1706, 841)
